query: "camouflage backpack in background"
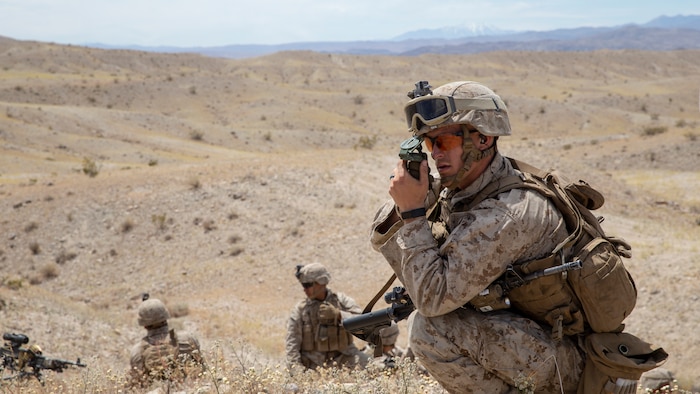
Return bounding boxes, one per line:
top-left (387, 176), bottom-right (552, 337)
top-left (142, 329), bottom-right (182, 382)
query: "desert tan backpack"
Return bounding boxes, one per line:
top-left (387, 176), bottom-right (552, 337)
top-left (142, 329), bottom-right (182, 381)
top-left (457, 158), bottom-right (638, 339)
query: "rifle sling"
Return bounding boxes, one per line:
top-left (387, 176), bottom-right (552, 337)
top-left (362, 273), bottom-right (397, 314)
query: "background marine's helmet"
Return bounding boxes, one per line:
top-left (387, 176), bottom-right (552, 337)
top-left (404, 81), bottom-right (511, 137)
top-left (137, 298), bottom-right (170, 327)
top-left (295, 263), bottom-right (331, 285)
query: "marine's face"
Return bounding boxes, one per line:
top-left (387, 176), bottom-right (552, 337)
top-left (425, 124), bottom-right (465, 180)
top-left (302, 281), bottom-right (326, 301)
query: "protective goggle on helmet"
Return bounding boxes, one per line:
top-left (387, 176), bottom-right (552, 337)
top-left (403, 81), bottom-right (511, 137)
top-left (405, 94), bottom-right (503, 134)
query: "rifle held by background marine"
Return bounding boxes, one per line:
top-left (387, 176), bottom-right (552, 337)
top-left (1, 332), bottom-right (86, 385)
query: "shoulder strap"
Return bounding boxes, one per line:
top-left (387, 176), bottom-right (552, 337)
top-left (169, 329), bottom-right (178, 349)
top-left (460, 157), bottom-right (586, 257)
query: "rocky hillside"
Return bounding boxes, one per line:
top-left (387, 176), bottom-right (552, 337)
top-left (1, 37), bottom-right (699, 388)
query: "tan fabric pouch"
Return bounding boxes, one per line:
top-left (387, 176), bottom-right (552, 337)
top-left (577, 332), bottom-right (668, 394)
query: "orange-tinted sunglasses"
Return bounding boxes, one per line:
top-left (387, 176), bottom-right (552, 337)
top-left (424, 131), bottom-right (464, 152)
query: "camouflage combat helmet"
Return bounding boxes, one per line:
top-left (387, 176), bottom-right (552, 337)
top-left (137, 298), bottom-right (170, 327)
top-left (295, 263), bottom-right (331, 285)
top-left (404, 80), bottom-right (511, 188)
top-left (404, 80), bottom-right (511, 137)
top-left (28, 344), bottom-right (42, 355)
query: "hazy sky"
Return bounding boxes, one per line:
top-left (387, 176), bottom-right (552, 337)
top-left (1, 0), bottom-right (698, 47)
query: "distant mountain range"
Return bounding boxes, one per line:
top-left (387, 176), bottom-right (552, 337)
top-left (85, 14), bottom-right (700, 59)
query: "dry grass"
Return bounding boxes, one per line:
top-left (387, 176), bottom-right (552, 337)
top-left (0, 39), bottom-right (699, 392)
top-left (1, 341), bottom-right (446, 394)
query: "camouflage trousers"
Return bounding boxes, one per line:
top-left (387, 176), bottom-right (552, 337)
top-left (409, 308), bottom-right (584, 393)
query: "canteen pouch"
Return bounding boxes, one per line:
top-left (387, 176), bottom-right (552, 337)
top-left (577, 332), bottom-right (668, 394)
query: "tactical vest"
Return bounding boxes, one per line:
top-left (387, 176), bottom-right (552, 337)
top-left (300, 294), bottom-right (353, 353)
top-left (432, 158), bottom-right (637, 340)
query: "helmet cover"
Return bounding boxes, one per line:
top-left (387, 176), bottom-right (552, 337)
top-left (296, 263), bottom-right (331, 285)
top-left (411, 81), bottom-right (511, 137)
top-left (137, 298), bottom-right (170, 327)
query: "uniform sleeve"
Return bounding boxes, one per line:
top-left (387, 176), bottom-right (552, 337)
top-left (336, 292), bottom-right (362, 320)
top-left (370, 199), bottom-right (403, 251)
top-left (128, 342), bottom-right (145, 386)
top-left (381, 189), bottom-right (566, 317)
top-left (285, 304), bottom-right (304, 367)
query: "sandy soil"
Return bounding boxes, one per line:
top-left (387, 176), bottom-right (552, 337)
top-left (1, 39), bottom-right (699, 389)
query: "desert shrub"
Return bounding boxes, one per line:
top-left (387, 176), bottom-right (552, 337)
top-left (151, 214), bottom-right (168, 231)
top-left (188, 177), bottom-right (201, 190)
top-left (202, 219), bottom-right (216, 233)
top-left (82, 157), bottom-right (100, 177)
top-left (24, 221), bottom-right (38, 233)
top-left (353, 95), bottom-right (365, 105)
top-left (355, 135), bottom-right (378, 150)
top-left (642, 126), bottom-right (667, 136)
top-left (28, 242), bottom-right (40, 255)
top-left (40, 262), bottom-right (60, 280)
top-left (55, 250), bottom-right (78, 264)
top-left (229, 247), bottom-right (244, 256)
top-left (169, 302), bottom-right (189, 318)
top-left (120, 219), bottom-right (135, 234)
top-left (190, 130), bottom-right (204, 141)
top-left (4, 276), bottom-right (23, 290)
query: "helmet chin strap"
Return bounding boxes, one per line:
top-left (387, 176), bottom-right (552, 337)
top-left (440, 144), bottom-right (496, 189)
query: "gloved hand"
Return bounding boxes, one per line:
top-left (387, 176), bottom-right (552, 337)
top-left (318, 303), bottom-right (340, 325)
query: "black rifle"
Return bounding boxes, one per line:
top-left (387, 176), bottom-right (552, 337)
top-left (342, 260), bottom-right (583, 338)
top-left (1, 333), bottom-right (86, 385)
top-left (342, 287), bottom-right (415, 343)
top-left (470, 260), bottom-right (584, 312)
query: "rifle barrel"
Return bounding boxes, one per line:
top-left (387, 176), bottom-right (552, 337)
top-left (523, 260), bottom-right (582, 282)
top-left (342, 307), bottom-right (394, 334)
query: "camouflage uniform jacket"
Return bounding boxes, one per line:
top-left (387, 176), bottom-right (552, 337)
top-left (370, 152), bottom-right (569, 316)
top-left (285, 288), bottom-right (368, 370)
top-left (369, 152), bottom-right (585, 392)
top-left (129, 324), bottom-right (202, 385)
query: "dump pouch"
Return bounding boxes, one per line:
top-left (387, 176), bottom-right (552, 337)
top-left (568, 237), bottom-right (637, 333)
top-left (577, 332), bottom-right (668, 394)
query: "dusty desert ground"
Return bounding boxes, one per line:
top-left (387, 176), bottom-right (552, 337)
top-left (1, 36), bottom-right (699, 390)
